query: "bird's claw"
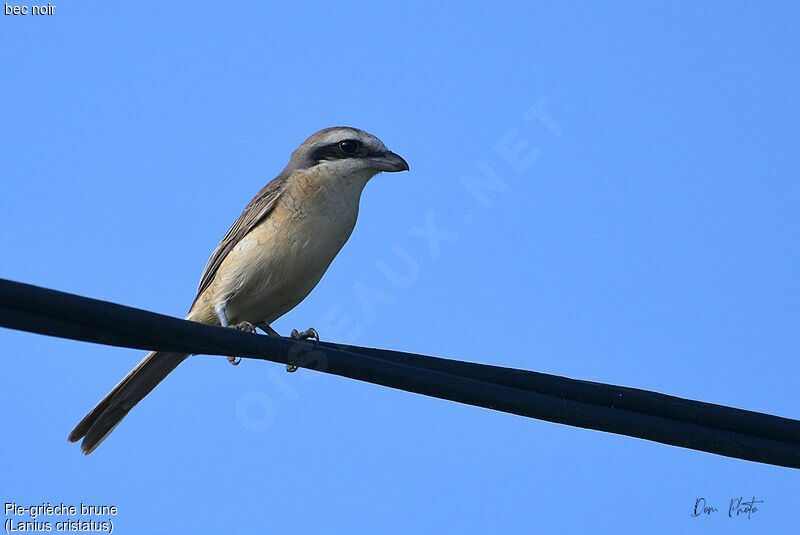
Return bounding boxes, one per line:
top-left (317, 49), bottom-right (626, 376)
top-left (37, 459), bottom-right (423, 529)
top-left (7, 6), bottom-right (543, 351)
top-left (226, 321), bottom-right (257, 366)
top-left (286, 327), bottom-right (320, 372)
top-left (234, 321), bottom-right (257, 334)
top-left (290, 327), bottom-right (319, 344)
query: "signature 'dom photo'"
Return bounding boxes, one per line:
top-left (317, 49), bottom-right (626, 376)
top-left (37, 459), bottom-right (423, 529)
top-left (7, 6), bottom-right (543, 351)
top-left (2, 2), bottom-right (798, 534)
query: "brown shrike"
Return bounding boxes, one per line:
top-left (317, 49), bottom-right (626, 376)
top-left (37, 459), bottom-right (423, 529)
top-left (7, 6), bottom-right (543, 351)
top-left (69, 126), bottom-right (409, 454)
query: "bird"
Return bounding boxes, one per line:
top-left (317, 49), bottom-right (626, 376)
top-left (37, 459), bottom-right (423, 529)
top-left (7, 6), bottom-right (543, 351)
top-left (68, 126), bottom-right (409, 454)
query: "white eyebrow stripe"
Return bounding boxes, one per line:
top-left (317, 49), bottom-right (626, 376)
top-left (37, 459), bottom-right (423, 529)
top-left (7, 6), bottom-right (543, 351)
top-left (311, 130), bottom-right (388, 153)
top-left (314, 130), bottom-right (361, 145)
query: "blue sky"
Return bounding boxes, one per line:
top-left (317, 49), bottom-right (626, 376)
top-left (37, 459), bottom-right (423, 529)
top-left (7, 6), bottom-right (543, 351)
top-left (2, 2), bottom-right (799, 533)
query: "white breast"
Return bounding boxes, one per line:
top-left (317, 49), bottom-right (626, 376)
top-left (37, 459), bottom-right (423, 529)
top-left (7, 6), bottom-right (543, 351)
top-left (208, 168), bottom-right (372, 325)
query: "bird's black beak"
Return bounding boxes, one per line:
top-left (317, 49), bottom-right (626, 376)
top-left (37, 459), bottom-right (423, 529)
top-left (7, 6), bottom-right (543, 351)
top-left (368, 151), bottom-right (409, 172)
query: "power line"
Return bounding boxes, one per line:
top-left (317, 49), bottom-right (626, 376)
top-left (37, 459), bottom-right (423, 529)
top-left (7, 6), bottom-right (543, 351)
top-left (1, 277), bottom-right (798, 469)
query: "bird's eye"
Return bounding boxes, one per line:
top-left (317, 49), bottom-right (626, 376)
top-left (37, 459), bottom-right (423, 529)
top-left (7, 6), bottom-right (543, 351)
top-left (338, 140), bottom-right (360, 155)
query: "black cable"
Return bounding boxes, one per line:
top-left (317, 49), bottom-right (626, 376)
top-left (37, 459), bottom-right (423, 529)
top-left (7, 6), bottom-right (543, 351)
top-left (1, 278), bottom-right (799, 469)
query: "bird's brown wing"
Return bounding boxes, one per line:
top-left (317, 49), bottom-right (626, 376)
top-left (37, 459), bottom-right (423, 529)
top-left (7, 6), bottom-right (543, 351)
top-left (72, 173), bottom-right (291, 454)
top-left (190, 173), bottom-right (290, 309)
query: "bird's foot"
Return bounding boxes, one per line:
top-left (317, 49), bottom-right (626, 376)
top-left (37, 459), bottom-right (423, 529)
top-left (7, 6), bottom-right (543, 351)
top-left (286, 327), bottom-right (320, 372)
top-left (291, 327), bottom-right (319, 343)
top-left (226, 321), bottom-right (257, 366)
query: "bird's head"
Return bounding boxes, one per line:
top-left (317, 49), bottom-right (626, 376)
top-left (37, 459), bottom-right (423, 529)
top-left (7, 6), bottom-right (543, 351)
top-left (283, 127), bottom-right (409, 182)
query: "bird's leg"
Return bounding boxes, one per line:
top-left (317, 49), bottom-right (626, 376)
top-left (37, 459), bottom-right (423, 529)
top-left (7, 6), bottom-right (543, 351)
top-left (214, 302), bottom-right (256, 366)
top-left (255, 322), bottom-right (281, 337)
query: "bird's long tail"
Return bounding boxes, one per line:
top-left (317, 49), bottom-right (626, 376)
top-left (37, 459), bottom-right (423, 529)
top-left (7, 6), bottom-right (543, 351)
top-left (68, 351), bottom-right (189, 454)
